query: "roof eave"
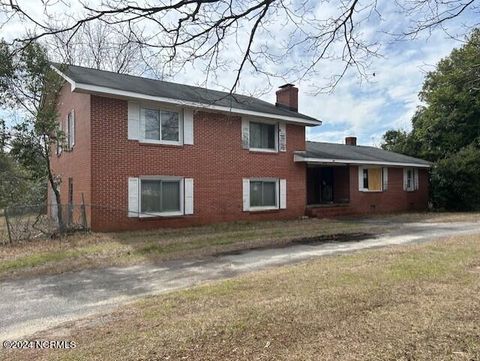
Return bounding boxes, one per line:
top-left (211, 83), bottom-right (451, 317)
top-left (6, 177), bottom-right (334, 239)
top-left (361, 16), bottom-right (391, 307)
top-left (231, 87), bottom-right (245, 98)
top-left (294, 154), bottom-right (431, 168)
top-left (51, 65), bottom-right (321, 126)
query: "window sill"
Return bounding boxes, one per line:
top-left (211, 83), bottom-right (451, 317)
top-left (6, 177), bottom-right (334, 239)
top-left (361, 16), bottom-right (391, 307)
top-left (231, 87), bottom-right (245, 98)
top-left (137, 140), bottom-right (183, 148)
top-left (248, 206), bottom-right (280, 212)
top-left (139, 211), bottom-right (184, 218)
top-left (359, 189), bottom-right (383, 193)
top-left (248, 148), bottom-right (278, 154)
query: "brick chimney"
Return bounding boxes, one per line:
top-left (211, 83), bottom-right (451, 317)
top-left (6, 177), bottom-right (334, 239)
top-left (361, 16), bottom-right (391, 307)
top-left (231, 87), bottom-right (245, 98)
top-left (276, 84), bottom-right (298, 112)
top-left (345, 137), bottom-right (357, 146)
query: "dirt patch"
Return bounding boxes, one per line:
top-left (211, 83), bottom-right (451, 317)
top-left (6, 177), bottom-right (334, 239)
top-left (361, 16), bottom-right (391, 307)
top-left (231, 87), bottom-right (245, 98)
top-left (215, 232), bottom-right (375, 256)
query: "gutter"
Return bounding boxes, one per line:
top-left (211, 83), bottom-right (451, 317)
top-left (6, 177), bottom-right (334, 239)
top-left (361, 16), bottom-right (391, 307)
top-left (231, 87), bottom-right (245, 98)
top-left (293, 153), bottom-right (432, 168)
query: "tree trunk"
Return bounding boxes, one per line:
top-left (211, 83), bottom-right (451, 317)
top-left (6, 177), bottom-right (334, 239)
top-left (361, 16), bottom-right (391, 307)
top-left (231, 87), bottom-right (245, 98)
top-left (44, 144), bottom-right (64, 233)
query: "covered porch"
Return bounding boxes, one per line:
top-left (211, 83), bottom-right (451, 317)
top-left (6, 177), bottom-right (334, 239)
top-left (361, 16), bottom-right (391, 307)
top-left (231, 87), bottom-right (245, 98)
top-left (305, 164), bottom-right (353, 218)
top-left (306, 165), bottom-right (351, 206)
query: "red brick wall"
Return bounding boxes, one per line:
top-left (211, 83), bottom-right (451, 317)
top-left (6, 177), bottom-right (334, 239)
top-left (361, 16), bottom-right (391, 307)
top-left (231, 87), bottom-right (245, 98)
top-left (90, 95), bottom-right (307, 231)
top-left (348, 166), bottom-right (429, 214)
top-left (49, 84), bottom-right (92, 223)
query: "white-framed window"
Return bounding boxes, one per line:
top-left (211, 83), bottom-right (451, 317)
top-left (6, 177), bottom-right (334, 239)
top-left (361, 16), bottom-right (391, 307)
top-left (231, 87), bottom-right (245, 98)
top-left (404, 167), bottom-right (419, 191)
top-left (141, 108), bottom-right (182, 145)
top-left (249, 121), bottom-right (277, 151)
top-left (243, 178), bottom-right (287, 211)
top-left (128, 102), bottom-right (194, 146)
top-left (250, 179), bottom-right (278, 209)
top-left (128, 176), bottom-right (194, 217)
top-left (358, 166), bottom-right (388, 192)
top-left (241, 118), bottom-right (286, 153)
top-left (140, 177), bottom-right (183, 216)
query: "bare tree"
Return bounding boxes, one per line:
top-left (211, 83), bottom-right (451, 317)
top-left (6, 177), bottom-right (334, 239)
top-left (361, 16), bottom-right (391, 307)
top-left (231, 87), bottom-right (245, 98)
top-left (396, 0), bottom-right (479, 38)
top-left (0, 0), bottom-right (478, 93)
top-left (45, 21), bottom-right (147, 74)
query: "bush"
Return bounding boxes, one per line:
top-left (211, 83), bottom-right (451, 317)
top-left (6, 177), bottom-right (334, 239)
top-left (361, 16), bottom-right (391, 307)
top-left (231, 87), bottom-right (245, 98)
top-left (431, 145), bottom-right (480, 211)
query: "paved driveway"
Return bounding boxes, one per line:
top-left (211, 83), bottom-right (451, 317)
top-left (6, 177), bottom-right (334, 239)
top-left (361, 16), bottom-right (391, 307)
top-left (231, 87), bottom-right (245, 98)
top-left (1, 220), bottom-right (480, 339)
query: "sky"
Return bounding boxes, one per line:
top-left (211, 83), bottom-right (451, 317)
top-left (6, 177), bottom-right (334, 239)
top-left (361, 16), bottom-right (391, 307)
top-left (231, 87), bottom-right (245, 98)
top-left (0, 0), bottom-right (476, 146)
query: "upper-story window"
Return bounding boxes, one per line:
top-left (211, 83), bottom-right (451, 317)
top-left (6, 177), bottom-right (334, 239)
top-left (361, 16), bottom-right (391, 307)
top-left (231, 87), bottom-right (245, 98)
top-left (249, 121), bottom-right (276, 150)
top-left (142, 108), bottom-right (180, 144)
top-left (242, 118), bottom-right (285, 153)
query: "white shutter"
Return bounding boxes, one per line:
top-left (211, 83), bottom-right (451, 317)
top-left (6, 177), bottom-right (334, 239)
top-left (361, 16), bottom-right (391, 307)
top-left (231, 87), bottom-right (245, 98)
top-left (128, 177), bottom-right (139, 217)
top-left (241, 118), bottom-right (250, 149)
top-left (280, 179), bottom-right (287, 209)
top-left (414, 168), bottom-right (419, 190)
top-left (403, 168), bottom-right (408, 191)
top-left (128, 102), bottom-right (140, 140)
top-left (58, 119), bottom-right (63, 155)
top-left (242, 178), bottom-right (250, 211)
top-left (278, 122), bottom-right (287, 152)
top-left (183, 109), bottom-right (194, 145)
top-left (382, 167), bottom-right (388, 191)
top-left (64, 115), bottom-right (70, 150)
top-left (358, 166), bottom-right (364, 191)
top-left (70, 110), bottom-right (75, 148)
top-left (184, 178), bottom-right (194, 214)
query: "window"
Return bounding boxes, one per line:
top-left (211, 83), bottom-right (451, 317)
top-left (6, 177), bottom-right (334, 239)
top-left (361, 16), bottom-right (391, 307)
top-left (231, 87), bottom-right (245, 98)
top-left (141, 108), bottom-right (180, 144)
top-left (404, 167), bottom-right (418, 191)
top-left (250, 179), bottom-right (278, 209)
top-left (249, 121), bottom-right (276, 150)
top-left (362, 168), bottom-right (369, 189)
top-left (359, 167), bottom-right (386, 192)
top-left (140, 178), bottom-right (182, 215)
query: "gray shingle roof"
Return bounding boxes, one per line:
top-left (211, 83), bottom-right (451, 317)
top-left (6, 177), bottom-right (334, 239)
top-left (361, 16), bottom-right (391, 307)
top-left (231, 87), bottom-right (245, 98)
top-left (303, 141), bottom-right (431, 167)
top-left (53, 64), bottom-right (319, 124)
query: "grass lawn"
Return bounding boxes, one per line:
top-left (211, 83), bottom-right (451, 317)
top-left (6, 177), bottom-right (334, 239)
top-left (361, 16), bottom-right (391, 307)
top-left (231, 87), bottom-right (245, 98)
top-left (0, 212), bottom-right (479, 280)
top-left (0, 218), bottom-right (387, 280)
top-left (5, 233), bottom-right (480, 361)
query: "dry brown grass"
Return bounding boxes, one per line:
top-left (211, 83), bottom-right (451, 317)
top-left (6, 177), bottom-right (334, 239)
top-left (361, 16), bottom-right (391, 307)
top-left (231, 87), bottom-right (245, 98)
top-left (4, 234), bottom-right (480, 361)
top-left (367, 211), bottom-right (480, 223)
top-left (0, 218), bottom-right (386, 280)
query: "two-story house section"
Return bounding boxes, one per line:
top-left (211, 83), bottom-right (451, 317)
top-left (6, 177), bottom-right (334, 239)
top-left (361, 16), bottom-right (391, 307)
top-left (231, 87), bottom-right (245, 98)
top-left (50, 64), bottom-right (320, 231)
top-left (50, 64), bottom-right (431, 232)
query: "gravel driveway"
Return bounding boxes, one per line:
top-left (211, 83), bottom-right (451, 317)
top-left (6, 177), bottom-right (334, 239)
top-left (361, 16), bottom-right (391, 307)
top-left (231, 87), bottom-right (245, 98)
top-left (1, 220), bottom-right (480, 340)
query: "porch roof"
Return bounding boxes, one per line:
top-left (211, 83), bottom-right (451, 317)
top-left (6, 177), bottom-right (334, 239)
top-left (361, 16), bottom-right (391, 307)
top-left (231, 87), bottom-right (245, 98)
top-left (295, 141), bottom-right (431, 168)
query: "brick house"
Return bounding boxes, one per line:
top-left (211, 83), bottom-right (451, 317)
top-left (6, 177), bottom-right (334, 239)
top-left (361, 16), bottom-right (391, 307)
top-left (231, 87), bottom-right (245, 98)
top-left (50, 64), bottom-right (431, 231)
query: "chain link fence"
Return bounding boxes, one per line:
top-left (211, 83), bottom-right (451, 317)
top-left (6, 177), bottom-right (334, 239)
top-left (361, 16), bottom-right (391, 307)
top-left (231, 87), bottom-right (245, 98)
top-left (1, 203), bottom-right (89, 244)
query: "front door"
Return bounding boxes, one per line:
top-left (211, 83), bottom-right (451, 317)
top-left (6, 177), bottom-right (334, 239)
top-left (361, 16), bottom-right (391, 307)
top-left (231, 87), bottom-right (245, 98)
top-left (320, 168), bottom-right (334, 203)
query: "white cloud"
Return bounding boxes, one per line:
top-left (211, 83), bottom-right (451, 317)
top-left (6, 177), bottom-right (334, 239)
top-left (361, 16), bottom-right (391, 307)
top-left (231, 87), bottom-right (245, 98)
top-left (0, 0), bottom-right (471, 145)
